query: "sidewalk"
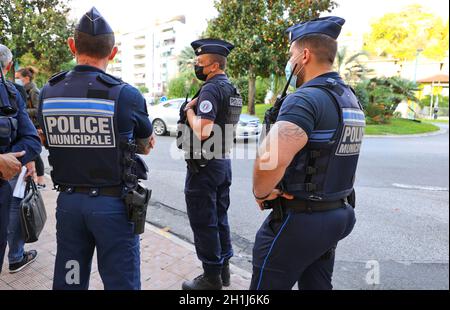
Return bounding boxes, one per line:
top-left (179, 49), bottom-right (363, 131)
top-left (0, 178), bottom-right (251, 290)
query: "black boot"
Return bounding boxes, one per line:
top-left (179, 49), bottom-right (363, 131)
top-left (221, 260), bottom-right (231, 287)
top-left (182, 273), bottom-right (223, 290)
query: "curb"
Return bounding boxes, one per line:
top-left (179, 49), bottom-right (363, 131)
top-left (365, 125), bottom-right (448, 139)
top-left (146, 223), bottom-right (253, 280)
top-left (44, 175), bottom-right (252, 281)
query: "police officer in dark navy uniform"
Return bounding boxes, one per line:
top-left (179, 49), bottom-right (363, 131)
top-left (37, 7), bottom-right (154, 290)
top-left (0, 46), bottom-right (42, 274)
top-left (178, 39), bottom-right (242, 290)
top-left (251, 17), bottom-right (365, 290)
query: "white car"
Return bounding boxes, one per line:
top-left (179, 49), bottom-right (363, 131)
top-left (148, 98), bottom-right (262, 142)
top-left (234, 114), bottom-right (262, 142)
top-left (148, 98), bottom-right (185, 136)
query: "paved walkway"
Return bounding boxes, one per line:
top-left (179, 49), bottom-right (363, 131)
top-left (0, 178), bottom-right (251, 290)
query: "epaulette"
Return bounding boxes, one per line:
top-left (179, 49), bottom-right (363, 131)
top-left (97, 73), bottom-right (124, 87)
top-left (49, 71), bottom-right (69, 86)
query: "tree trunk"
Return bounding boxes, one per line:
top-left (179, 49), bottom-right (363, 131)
top-left (248, 66), bottom-right (256, 115)
top-left (270, 75), bottom-right (280, 105)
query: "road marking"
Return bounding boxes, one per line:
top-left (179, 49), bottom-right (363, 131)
top-left (392, 183), bottom-right (449, 192)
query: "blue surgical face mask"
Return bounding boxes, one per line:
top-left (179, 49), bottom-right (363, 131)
top-left (15, 79), bottom-right (24, 86)
top-left (285, 53), bottom-right (305, 89)
top-left (285, 61), bottom-right (298, 88)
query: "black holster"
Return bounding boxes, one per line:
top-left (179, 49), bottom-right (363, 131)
top-left (347, 189), bottom-right (356, 209)
top-left (263, 198), bottom-right (285, 222)
top-left (124, 183), bottom-right (152, 235)
top-left (185, 158), bottom-right (209, 175)
top-left (186, 159), bottom-right (200, 174)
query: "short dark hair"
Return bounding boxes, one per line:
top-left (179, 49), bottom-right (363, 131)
top-left (17, 67), bottom-right (37, 81)
top-left (74, 30), bottom-right (115, 59)
top-left (295, 34), bottom-right (338, 65)
top-left (209, 54), bottom-right (227, 70)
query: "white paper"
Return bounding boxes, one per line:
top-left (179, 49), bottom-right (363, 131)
top-left (12, 167), bottom-right (27, 199)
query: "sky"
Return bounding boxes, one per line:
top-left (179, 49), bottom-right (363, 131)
top-left (69, 0), bottom-right (217, 35)
top-left (68, 0), bottom-right (450, 38)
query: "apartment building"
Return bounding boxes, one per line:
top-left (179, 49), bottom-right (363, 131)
top-left (108, 15), bottom-right (196, 96)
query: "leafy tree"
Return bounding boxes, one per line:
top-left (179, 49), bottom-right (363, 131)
top-left (177, 46), bottom-right (196, 74)
top-left (360, 76), bottom-right (419, 124)
top-left (138, 85), bottom-right (149, 94)
top-left (335, 47), bottom-right (372, 84)
top-left (206, 0), bottom-right (337, 115)
top-left (168, 71), bottom-right (202, 99)
top-left (0, 0), bottom-right (74, 80)
top-left (420, 94), bottom-right (449, 109)
top-left (364, 5), bottom-right (449, 62)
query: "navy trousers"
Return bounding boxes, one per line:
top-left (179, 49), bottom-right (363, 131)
top-left (251, 203), bottom-right (356, 290)
top-left (0, 182), bottom-right (12, 274)
top-left (53, 192), bottom-right (140, 290)
top-left (185, 159), bottom-right (233, 275)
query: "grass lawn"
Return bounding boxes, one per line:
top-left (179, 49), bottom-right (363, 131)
top-left (420, 118), bottom-right (449, 124)
top-left (365, 118), bottom-right (440, 135)
top-left (244, 105), bottom-right (441, 136)
top-left (243, 104), bottom-right (440, 136)
top-left (243, 104), bottom-right (272, 121)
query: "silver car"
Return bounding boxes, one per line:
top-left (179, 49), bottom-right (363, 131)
top-left (148, 98), bottom-right (185, 136)
top-left (148, 98), bottom-right (262, 142)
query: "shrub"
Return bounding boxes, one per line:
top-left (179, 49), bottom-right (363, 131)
top-left (167, 72), bottom-right (201, 99)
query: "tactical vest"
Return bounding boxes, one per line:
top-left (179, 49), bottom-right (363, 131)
top-left (0, 80), bottom-right (19, 154)
top-left (281, 77), bottom-right (366, 202)
top-left (179, 78), bottom-right (242, 159)
top-left (41, 70), bottom-right (135, 189)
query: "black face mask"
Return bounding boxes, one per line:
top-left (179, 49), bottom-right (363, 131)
top-left (194, 63), bottom-right (214, 81)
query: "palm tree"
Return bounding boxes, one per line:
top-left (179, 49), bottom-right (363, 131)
top-left (335, 47), bottom-right (372, 84)
top-left (177, 46), bottom-right (196, 74)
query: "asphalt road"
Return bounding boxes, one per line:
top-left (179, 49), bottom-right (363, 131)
top-left (42, 125), bottom-right (449, 289)
top-left (141, 125), bottom-right (449, 290)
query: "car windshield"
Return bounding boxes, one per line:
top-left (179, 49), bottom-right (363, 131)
top-left (162, 100), bottom-right (183, 109)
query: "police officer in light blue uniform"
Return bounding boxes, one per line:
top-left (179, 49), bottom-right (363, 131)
top-left (38, 7), bottom-right (154, 290)
top-left (0, 47), bottom-right (42, 274)
top-left (251, 17), bottom-right (365, 290)
top-left (179, 39), bottom-right (242, 290)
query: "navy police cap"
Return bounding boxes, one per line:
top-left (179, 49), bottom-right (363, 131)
top-left (76, 7), bottom-right (114, 36)
top-left (191, 39), bottom-right (235, 57)
top-left (286, 16), bottom-right (346, 44)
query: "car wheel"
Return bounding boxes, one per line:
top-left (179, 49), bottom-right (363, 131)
top-left (153, 119), bottom-right (167, 136)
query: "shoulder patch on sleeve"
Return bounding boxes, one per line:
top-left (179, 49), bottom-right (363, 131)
top-left (199, 100), bottom-right (213, 114)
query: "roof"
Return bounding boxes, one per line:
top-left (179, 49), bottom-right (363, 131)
top-left (417, 74), bottom-right (449, 84)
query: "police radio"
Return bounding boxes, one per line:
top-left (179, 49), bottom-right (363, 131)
top-left (261, 63), bottom-right (298, 139)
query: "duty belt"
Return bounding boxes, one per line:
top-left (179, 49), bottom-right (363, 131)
top-left (57, 186), bottom-right (123, 197)
top-left (280, 198), bottom-right (345, 213)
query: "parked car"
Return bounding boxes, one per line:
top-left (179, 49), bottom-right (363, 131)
top-left (148, 98), bottom-right (262, 142)
top-left (148, 98), bottom-right (185, 136)
top-left (234, 114), bottom-right (261, 142)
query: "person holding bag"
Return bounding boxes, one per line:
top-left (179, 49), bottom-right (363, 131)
top-left (7, 161), bottom-right (46, 273)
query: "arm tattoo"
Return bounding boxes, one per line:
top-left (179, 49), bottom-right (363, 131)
top-left (278, 122), bottom-right (307, 143)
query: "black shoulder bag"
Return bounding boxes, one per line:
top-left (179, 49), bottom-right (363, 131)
top-left (20, 178), bottom-right (47, 243)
